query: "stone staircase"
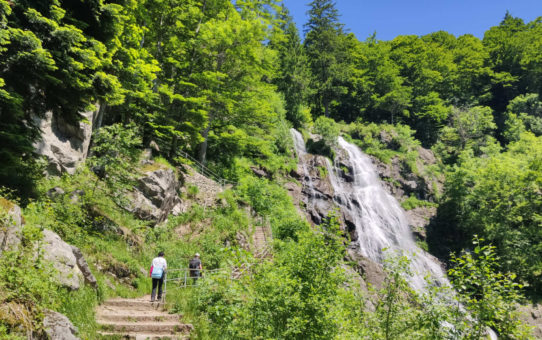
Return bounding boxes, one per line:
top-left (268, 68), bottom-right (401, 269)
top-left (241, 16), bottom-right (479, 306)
top-left (96, 296), bottom-right (192, 339)
top-left (252, 225), bottom-right (272, 258)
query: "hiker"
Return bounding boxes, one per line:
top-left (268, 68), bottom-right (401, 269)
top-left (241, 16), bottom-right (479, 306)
top-left (188, 253), bottom-right (202, 284)
top-left (150, 251), bottom-right (167, 302)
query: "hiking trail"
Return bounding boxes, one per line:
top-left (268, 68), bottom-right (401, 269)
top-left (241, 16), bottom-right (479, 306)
top-left (96, 295), bottom-right (192, 340)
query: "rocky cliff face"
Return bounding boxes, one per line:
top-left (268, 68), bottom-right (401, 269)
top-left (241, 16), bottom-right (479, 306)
top-left (290, 154), bottom-right (335, 225)
top-left (33, 108), bottom-right (97, 176)
top-left (289, 142), bottom-right (441, 241)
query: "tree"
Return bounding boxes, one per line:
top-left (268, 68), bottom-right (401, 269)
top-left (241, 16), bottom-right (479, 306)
top-left (503, 93), bottom-right (542, 142)
top-left (270, 4), bottom-right (311, 128)
top-left (0, 0), bottom-right (124, 197)
top-left (192, 1), bottom-right (279, 164)
top-left (433, 106), bottom-right (497, 163)
top-left (88, 123), bottom-right (142, 203)
top-left (448, 238), bottom-right (532, 339)
top-left (304, 0), bottom-right (348, 118)
top-left (440, 133), bottom-right (542, 293)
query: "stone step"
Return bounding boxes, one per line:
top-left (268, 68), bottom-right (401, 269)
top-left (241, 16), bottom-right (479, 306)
top-left (98, 330), bottom-right (189, 339)
top-left (102, 299), bottom-right (163, 311)
top-left (98, 321), bottom-right (193, 334)
top-left (96, 312), bottom-right (180, 323)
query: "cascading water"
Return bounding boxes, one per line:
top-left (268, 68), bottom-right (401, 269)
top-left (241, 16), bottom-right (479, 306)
top-left (291, 129), bottom-right (447, 291)
top-left (331, 137), bottom-right (448, 291)
top-left (290, 129), bottom-right (498, 339)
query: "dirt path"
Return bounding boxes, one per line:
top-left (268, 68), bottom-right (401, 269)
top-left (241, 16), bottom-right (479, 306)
top-left (96, 295), bottom-right (192, 339)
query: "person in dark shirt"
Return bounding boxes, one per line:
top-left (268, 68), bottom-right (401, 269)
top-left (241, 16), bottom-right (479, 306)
top-left (188, 253), bottom-right (202, 284)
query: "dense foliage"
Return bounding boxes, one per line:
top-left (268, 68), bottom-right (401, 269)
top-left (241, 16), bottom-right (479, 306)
top-left (0, 0), bottom-right (540, 338)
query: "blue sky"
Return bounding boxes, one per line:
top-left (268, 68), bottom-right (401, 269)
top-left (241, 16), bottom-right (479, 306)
top-left (281, 0), bottom-right (542, 41)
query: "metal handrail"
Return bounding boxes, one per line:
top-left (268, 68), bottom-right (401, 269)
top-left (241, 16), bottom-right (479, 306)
top-left (178, 150), bottom-right (237, 187)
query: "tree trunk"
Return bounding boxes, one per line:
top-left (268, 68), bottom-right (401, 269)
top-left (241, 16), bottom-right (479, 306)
top-left (198, 119), bottom-right (212, 164)
top-left (87, 102), bottom-right (106, 157)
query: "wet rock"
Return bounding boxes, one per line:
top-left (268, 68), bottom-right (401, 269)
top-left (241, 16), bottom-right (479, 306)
top-left (34, 108), bottom-right (97, 176)
top-left (43, 310), bottom-right (79, 340)
top-left (41, 230), bottom-right (84, 290)
top-left (342, 210), bottom-right (358, 242)
top-left (346, 249), bottom-right (386, 291)
top-left (297, 154), bottom-right (336, 225)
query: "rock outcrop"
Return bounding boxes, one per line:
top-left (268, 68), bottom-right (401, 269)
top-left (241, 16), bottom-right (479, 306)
top-left (0, 201), bottom-right (23, 254)
top-left (34, 108), bottom-right (97, 176)
top-left (291, 154), bottom-right (336, 225)
top-left (1, 202), bottom-right (97, 291)
top-left (43, 310), bottom-right (80, 340)
top-left (519, 304), bottom-right (542, 338)
top-left (346, 248), bottom-right (386, 291)
top-left (127, 165), bottom-right (183, 224)
top-left (40, 230), bottom-right (84, 290)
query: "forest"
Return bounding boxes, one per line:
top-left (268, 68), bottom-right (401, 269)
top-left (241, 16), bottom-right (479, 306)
top-left (0, 0), bottom-right (541, 339)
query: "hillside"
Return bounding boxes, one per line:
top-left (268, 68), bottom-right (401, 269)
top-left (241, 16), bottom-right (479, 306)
top-left (0, 0), bottom-right (541, 339)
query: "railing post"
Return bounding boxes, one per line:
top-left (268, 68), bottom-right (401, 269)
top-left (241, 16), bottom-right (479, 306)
top-left (162, 272), bottom-right (167, 304)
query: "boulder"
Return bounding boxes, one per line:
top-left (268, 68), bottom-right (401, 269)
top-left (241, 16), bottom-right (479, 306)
top-left (128, 166), bottom-right (182, 224)
top-left (40, 230), bottom-right (84, 290)
top-left (43, 310), bottom-right (79, 340)
top-left (519, 304), bottom-right (542, 338)
top-left (0, 201), bottom-right (23, 254)
top-left (2, 202), bottom-right (97, 292)
top-left (34, 108), bottom-right (97, 176)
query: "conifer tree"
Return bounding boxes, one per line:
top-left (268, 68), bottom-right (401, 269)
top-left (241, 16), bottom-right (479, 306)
top-left (304, 0), bottom-right (348, 118)
top-left (270, 4), bottom-right (311, 127)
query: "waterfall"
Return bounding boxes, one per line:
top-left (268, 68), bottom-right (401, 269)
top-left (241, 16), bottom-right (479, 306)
top-left (290, 130), bottom-right (498, 338)
top-left (331, 137), bottom-right (448, 291)
top-left (291, 129), bottom-right (447, 291)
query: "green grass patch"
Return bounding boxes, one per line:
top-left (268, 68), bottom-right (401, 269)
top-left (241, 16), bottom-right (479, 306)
top-left (400, 195), bottom-right (438, 211)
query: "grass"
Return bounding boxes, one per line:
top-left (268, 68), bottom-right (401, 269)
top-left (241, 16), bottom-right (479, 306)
top-left (400, 195), bottom-right (438, 211)
top-left (59, 286), bottom-right (100, 339)
top-left (0, 197), bottom-right (14, 212)
top-left (141, 156), bottom-right (178, 180)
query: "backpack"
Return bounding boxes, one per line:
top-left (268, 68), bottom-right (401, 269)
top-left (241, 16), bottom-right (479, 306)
top-left (151, 265), bottom-right (164, 279)
top-left (189, 258), bottom-right (199, 270)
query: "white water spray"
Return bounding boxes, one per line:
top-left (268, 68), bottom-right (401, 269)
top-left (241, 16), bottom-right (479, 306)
top-left (290, 130), bottom-right (498, 338)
